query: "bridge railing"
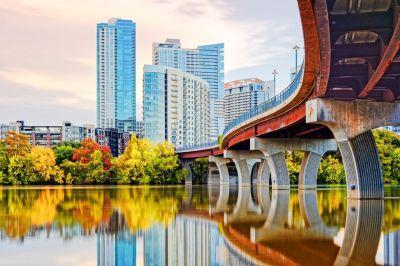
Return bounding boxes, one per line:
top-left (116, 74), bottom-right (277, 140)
top-left (223, 63), bottom-right (304, 136)
top-left (176, 141), bottom-right (219, 152)
top-left (176, 63), bottom-right (304, 153)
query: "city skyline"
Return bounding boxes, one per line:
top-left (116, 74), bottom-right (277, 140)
top-left (0, 0), bottom-right (303, 125)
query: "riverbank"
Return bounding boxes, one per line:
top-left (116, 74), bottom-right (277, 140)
top-left (0, 132), bottom-right (186, 185)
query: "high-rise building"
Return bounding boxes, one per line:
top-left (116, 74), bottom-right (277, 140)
top-left (143, 65), bottom-right (210, 148)
top-left (223, 78), bottom-right (275, 125)
top-left (97, 18), bottom-right (136, 133)
top-left (152, 39), bottom-right (224, 141)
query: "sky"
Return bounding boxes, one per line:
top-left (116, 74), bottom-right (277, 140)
top-left (0, 0), bottom-right (303, 125)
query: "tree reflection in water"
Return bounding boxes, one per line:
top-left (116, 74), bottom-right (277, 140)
top-left (0, 186), bottom-right (399, 265)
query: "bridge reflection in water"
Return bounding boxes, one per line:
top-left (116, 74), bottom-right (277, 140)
top-left (93, 185), bottom-right (395, 266)
top-left (0, 186), bottom-right (398, 265)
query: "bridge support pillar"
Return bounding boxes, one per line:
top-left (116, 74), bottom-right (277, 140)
top-left (256, 160), bottom-right (270, 186)
top-left (209, 156), bottom-right (231, 185)
top-left (251, 137), bottom-right (336, 190)
top-left (224, 150), bottom-right (265, 186)
top-left (306, 98), bottom-right (400, 198)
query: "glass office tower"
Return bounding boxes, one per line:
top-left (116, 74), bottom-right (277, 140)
top-left (152, 39), bottom-right (224, 141)
top-left (97, 18), bottom-right (136, 133)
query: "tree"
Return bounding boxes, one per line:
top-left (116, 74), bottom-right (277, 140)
top-left (72, 138), bottom-right (112, 170)
top-left (373, 129), bottom-right (400, 184)
top-left (28, 147), bottom-right (64, 184)
top-left (286, 151), bottom-right (304, 184)
top-left (0, 141), bottom-right (8, 184)
top-left (318, 154), bottom-right (345, 184)
top-left (54, 145), bottom-right (75, 165)
top-left (4, 131), bottom-right (31, 157)
top-left (60, 138), bottom-right (113, 184)
top-left (113, 136), bottom-right (185, 184)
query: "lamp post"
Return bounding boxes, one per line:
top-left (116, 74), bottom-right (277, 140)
top-left (293, 45), bottom-right (300, 75)
top-left (272, 69), bottom-right (278, 92)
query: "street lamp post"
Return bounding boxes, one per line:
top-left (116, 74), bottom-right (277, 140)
top-left (293, 45), bottom-right (300, 75)
top-left (272, 69), bottom-right (278, 92)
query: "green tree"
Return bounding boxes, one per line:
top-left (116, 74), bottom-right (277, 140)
top-left (318, 154), bottom-right (345, 184)
top-left (191, 158), bottom-right (209, 184)
top-left (54, 145), bottom-right (75, 165)
top-left (374, 129), bottom-right (400, 184)
top-left (286, 151), bottom-right (304, 184)
top-left (0, 141), bottom-right (8, 184)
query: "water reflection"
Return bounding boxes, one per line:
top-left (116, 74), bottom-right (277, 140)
top-left (0, 186), bottom-right (399, 265)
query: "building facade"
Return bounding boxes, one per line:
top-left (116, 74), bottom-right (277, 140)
top-left (143, 65), bottom-right (210, 149)
top-left (0, 121), bottom-right (95, 148)
top-left (97, 18), bottom-right (136, 133)
top-left (223, 78), bottom-right (275, 125)
top-left (95, 128), bottom-right (130, 157)
top-left (152, 39), bottom-right (224, 141)
top-left (62, 121), bottom-right (95, 142)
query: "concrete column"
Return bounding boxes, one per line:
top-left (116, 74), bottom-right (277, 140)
top-left (306, 98), bottom-right (398, 198)
top-left (251, 137), bottom-right (336, 189)
top-left (334, 199), bottom-right (383, 265)
top-left (266, 152), bottom-right (290, 189)
top-left (339, 131), bottom-right (383, 199)
top-left (224, 150), bottom-right (265, 186)
top-left (256, 160), bottom-right (271, 186)
top-left (209, 156), bottom-right (231, 185)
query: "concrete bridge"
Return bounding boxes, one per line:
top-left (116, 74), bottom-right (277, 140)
top-left (178, 0), bottom-right (400, 199)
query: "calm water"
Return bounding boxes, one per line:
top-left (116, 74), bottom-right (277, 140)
top-left (0, 185), bottom-right (399, 266)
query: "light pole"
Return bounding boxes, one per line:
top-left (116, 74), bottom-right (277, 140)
top-left (272, 69), bottom-right (278, 91)
top-left (293, 45), bottom-right (300, 75)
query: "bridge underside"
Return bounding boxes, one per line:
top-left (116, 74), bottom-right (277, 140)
top-left (178, 0), bottom-right (400, 199)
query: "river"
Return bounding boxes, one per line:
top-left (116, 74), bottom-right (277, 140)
top-left (0, 185), bottom-right (399, 265)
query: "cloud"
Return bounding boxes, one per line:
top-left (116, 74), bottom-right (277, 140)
top-left (0, 0), bottom-right (303, 123)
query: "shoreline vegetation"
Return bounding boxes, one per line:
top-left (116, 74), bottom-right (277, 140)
top-left (0, 129), bottom-right (399, 186)
top-left (0, 132), bottom-right (186, 185)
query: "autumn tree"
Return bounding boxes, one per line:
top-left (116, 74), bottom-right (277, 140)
top-left (5, 131), bottom-right (31, 157)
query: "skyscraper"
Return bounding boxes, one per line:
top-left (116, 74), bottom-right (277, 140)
top-left (97, 18), bottom-right (136, 133)
top-left (152, 39), bottom-right (224, 141)
top-left (224, 78), bottom-right (275, 125)
top-left (143, 65), bottom-right (210, 148)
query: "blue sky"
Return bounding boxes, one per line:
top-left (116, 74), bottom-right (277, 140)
top-left (0, 0), bottom-right (303, 124)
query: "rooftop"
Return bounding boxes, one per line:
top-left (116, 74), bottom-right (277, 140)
top-left (224, 78), bottom-right (264, 89)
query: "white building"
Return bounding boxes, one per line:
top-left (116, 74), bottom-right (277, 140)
top-left (152, 39), bottom-right (224, 141)
top-left (223, 78), bottom-right (275, 126)
top-left (143, 65), bottom-right (210, 149)
top-left (62, 121), bottom-right (95, 142)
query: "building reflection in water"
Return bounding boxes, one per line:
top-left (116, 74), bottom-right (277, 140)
top-left (0, 186), bottom-right (400, 265)
top-left (385, 230), bottom-right (400, 265)
top-left (92, 185), bottom-right (400, 266)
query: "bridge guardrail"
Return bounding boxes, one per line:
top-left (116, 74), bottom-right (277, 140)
top-left (223, 63), bottom-right (304, 136)
top-left (177, 63), bottom-right (304, 153)
top-left (176, 141), bottom-right (219, 152)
